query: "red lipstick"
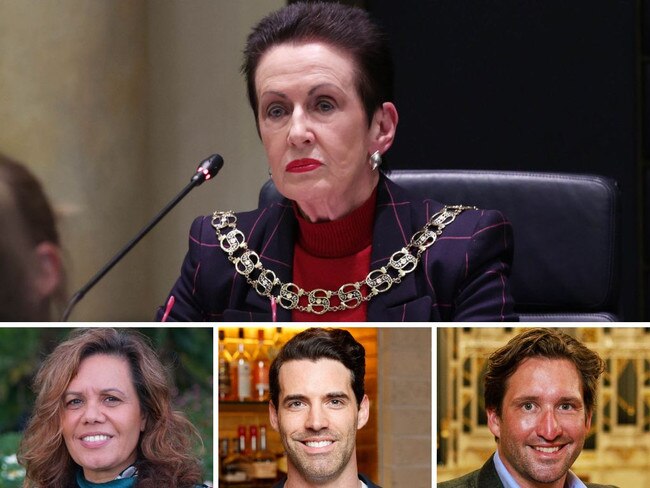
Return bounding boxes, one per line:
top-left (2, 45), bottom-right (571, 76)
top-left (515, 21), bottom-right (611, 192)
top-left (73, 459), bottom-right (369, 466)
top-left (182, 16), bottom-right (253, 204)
top-left (286, 158), bottom-right (322, 173)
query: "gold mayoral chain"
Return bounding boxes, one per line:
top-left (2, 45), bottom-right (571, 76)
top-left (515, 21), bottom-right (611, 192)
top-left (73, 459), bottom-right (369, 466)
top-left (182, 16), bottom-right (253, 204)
top-left (211, 205), bottom-right (475, 314)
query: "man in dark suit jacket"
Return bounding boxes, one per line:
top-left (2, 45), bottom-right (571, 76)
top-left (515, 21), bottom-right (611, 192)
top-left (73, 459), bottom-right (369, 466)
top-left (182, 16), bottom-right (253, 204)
top-left (156, 175), bottom-right (516, 321)
top-left (438, 329), bottom-right (619, 488)
top-left (438, 456), bottom-right (617, 488)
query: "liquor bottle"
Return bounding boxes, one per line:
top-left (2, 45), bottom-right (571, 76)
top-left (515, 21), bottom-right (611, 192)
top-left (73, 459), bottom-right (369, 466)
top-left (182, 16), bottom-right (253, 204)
top-left (252, 425), bottom-right (278, 480)
top-left (268, 326), bottom-right (283, 361)
top-left (252, 329), bottom-right (270, 401)
top-left (218, 330), bottom-right (232, 401)
top-left (238, 425), bottom-right (253, 478)
top-left (231, 328), bottom-right (252, 401)
top-left (220, 434), bottom-right (249, 483)
top-left (249, 425), bottom-right (258, 454)
top-left (218, 437), bottom-right (229, 477)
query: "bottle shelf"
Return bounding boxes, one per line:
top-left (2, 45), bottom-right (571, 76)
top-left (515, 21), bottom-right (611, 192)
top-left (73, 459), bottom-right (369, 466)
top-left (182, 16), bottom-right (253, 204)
top-left (220, 400), bottom-right (269, 405)
top-left (219, 400), bottom-right (270, 412)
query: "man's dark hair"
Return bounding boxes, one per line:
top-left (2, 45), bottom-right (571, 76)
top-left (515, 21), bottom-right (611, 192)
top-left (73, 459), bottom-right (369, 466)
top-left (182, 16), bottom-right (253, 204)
top-left (269, 327), bottom-right (365, 409)
top-left (242, 1), bottom-right (394, 127)
top-left (484, 328), bottom-right (605, 417)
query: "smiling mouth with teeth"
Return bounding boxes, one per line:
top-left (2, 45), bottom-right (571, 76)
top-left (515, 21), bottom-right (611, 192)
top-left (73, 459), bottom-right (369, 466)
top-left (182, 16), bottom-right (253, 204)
top-left (534, 446), bottom-right (561, 453)
top-left (304, 440), bottom-right (333, 448)
top-left (82, 435), bottom-right (111, 443)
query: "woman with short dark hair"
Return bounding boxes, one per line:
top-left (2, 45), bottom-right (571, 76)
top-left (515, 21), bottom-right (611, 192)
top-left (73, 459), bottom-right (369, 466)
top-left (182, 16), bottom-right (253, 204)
top-left (158, 1), bottom-right (516, 322)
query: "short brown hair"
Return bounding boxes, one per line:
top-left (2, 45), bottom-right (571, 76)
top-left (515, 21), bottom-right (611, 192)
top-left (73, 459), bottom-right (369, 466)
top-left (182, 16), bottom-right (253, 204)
top-left (484, 328), bottom-right (605, 416)
top-left (0, 153), bottom-right (59, 246)
top-left (0, 154), bottom-right (64, 320)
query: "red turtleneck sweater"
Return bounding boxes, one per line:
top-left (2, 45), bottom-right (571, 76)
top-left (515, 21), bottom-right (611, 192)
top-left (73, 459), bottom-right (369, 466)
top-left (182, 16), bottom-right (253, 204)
top-left (291, 189), bottom-right (377, 322)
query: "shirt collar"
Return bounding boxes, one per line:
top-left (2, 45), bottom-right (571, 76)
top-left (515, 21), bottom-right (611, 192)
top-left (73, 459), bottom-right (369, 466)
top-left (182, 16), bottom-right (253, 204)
top-left (565, 470), bottom-right (588, 488)
top-left (493, 450), bottom-right (521, 488)
top-left (493, 450), bottom-right (587, 488)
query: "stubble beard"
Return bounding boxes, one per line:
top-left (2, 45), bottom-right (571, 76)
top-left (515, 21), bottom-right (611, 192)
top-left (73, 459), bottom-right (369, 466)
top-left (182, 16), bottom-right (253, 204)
top-left (282, 430), bottom-right (356, 484)
top-left (500, 437), bottom-right (584, 486)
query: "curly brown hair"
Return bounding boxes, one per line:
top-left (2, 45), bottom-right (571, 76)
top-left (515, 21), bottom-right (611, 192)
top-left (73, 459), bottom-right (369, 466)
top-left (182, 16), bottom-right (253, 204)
top-left (18, 328), bottom-right (205, 487)
top-left (484, 328), bottom-right (605, 417)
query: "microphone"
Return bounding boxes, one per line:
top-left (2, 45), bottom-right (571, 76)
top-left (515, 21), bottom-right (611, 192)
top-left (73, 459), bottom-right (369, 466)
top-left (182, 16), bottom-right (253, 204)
top-left (61, 154), bottom-right (224, 321)
top-left (191, 153), bottom-right (224, 184)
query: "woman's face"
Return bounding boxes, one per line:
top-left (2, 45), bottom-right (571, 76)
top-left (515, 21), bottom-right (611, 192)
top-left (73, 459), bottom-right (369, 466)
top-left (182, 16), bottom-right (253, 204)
top-left (62, 354), bottom-right (146, 483)
top-left (255, 41), bottom-right (396, 222)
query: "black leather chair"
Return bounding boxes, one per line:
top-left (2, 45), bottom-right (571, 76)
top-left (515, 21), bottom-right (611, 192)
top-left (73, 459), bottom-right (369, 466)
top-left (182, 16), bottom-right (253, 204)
top-left (259, 170), bottom-right (621, 321)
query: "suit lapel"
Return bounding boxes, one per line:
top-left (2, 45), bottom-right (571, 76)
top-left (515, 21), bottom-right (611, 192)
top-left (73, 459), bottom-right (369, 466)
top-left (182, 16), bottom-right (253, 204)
top-left (367, 177), bottom-right (424, 321)
top-left (229, 180), bottom-right (434, 322)
top-left (240, 201), bottom-right (295, 321)
top-left (479, 455), bottom-right (505, 488)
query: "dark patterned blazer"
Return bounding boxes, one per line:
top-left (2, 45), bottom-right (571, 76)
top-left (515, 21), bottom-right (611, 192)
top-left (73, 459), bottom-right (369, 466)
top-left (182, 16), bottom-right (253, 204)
top-left (438, 456), bottom-right (619, 488)
top-left (156, 175), bottom-right (516, 321)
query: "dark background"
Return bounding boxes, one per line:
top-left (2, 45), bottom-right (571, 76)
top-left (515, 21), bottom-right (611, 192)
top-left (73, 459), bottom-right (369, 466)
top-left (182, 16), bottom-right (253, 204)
top-left (360, 0), bottom-right (644, 319)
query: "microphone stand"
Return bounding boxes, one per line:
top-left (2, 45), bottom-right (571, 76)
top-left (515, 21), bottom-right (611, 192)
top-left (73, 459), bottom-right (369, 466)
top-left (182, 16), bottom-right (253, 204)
top-left (61, 154), bottom-right (223, 321)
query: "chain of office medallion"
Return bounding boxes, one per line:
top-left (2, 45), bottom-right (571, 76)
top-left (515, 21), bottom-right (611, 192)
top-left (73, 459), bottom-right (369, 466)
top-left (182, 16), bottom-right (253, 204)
top-left (210, 205), bottom-right (474, 315)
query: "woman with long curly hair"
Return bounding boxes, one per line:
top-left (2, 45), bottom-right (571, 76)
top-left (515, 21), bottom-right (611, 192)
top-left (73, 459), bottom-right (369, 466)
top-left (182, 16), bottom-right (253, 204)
top-left (18, 328), bottom-right (209, 488)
